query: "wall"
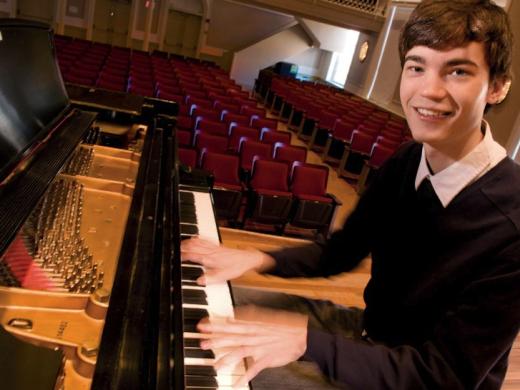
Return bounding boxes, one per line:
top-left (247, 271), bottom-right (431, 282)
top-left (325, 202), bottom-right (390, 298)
top-left (230, 24), bottom-right (311, 90)
top-left (18, 0), bottom-right (56, 24)
top-left (284, 47), bottom-right (323, 78)
top-left (92, 0), bottom-right (131, 47)
top-left (359, 3), bottom-right (412, 116)
top-left (301, 18), bottom-right (357, 53)
top-left (163, 9), bottom-right (201, 58)
top-left (488, 0), bottom-right (520, 151)
top-left (344, 29), bottom-right (379, 96)
top-left (207, 0), bottom-right (294, 51)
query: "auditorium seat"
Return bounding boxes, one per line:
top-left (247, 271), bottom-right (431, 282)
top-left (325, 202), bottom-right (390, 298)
top-left (297, 102), bottom-right (322, 141)
top-left (337, 130), bottom-right (375, 179)
top-left (215, 102), bottom-right (241, 118)
top-left (273, 142), bottom-right (307, 166)
top-left (178, 147), bottom-right (197, 168)
top-left (191, 106), bottom-right (220, 122)
top-left (176, 115), bottom-right (194, 131)
top-left (251, 117), bottom-right (277, 130)
top-left (322, 118), bottom-right (358, 164)
top-left (195, 119), bottom-right (228, 137)
top-left (177, 129), bottom-right (192, 147)
top-left (222, 112), bottom-right (249, 130)
top-left (228, 126), bottom-right (260, 153)
top-left (194, 131), bottom-right (229, 165)
top-left (245, 158), bottom-right (293, 232)
top-left (288, 162), bottom-right (340, 236)
top-left (238, 139), bottom-right (273, 176)
top-left (201, 152), bottom-right (244, 223)
top-left (309, 110), bottom-right (338, 152)
top-left (240, 106), bottom-right (265, 121)
top-left (356, 143), bottom-right (396, 194)
top-left (260, 128), bottom-right (291, 145)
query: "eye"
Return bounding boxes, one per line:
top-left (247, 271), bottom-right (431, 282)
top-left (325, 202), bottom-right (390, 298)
top-left (406, 65), bottom-right (424, 73)
top-left (450, 68), bottom-right (470, 77)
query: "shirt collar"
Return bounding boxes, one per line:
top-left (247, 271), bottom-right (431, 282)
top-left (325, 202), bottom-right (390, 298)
top-left (415, 121), bottom-right (506, 207)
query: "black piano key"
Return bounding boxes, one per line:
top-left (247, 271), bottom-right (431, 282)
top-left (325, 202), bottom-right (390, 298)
top-left (184, 338), bottom-right (202, 348)
top-left (183, 289), bottom-right (208, 305)
top-left (184, 348), bottom-right (215, 359)
top-left (184, 319), bottom-right (200, 333)
top-left (182, 280), bottom-right (204, 287)
top-left (186, 375), bottom-right (218, 388)
top-left (182, 266), bottom-right (203, 281)
top-left (181, 204), bottom-right (196, 212)
top-left (183, 307), bottom-right (209, 319)
top-left (180, 224), bottom-right (199, 235)
top-left (185, 365), bottom-right (217, 377)
top-left (183, 261), bottom-right (203, 267)
top-left (180, 191), bottom-right (195, 203)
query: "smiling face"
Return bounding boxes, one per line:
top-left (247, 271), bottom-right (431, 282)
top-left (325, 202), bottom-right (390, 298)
top-left (400, 42), bottom-right (504, 156)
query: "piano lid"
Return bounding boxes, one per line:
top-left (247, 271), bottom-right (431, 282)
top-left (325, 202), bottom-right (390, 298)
top-left (0, 19), bottom-right (69, 183)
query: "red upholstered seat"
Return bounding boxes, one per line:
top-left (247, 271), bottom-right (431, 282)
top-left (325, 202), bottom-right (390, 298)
top-left (178, 147), bottom-right (197, 168)
top-left (228, 126), bottom-right (260, 153)
top-left (238, 139), bottom-right (273, 172)
top-left (245, 158), bottom-right (293, 229)
top-left (201, 152), bottom-right (244, 222)
top-left (250, 117), bottom-right (277, 130)
top-left (289, 162), bottom-right (339, 232)
top-left (272, 142), bottom-right (307, 166)
top-left (260, 129), bottom-right (291, 145)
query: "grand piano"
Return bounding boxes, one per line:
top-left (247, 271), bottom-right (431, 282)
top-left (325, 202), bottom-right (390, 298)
top-left (0, 19), bottom-right (247, 389)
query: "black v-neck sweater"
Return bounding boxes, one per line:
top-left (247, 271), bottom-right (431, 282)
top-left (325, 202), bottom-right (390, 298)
top-left (268, 142), bottom-right (520, 389)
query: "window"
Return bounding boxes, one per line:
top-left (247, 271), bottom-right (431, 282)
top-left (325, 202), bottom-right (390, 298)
top-left (326, 30), bottom-right (360, 87)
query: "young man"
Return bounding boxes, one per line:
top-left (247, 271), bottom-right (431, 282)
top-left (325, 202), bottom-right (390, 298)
top-left (181, 0), bottom-right (520, 388)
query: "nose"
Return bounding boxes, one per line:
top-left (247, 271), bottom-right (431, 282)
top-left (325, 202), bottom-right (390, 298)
top-left (420, 73), bottom-right (447, 100)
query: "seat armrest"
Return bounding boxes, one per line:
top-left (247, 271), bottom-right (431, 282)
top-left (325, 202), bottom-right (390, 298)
top-left (326, 193), bottom-right (343, 206)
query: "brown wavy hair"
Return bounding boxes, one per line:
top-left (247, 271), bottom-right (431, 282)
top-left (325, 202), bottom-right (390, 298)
top-left (399, 0), bottom-right (513, 82)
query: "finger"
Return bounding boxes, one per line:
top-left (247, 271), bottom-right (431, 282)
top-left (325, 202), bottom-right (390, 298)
top-left (202, 269), bottom-right (231, 285)
top-left (200, 334), bottom-right (274, 350)
top-left (196, 275), bottom-right (206, 286)
top-left (197, 319), bottom-right (260, 335)
top-left (214, 346), bottom-right (251, 370)
top-left (181, 238), bottom-right (218, 253)
top-left (234, 358), bottom-right (268, 388)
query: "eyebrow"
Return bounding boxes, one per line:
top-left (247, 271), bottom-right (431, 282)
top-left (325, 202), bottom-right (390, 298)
top-left (404, 55), bottom-right (425, 64)
top-left (404, 55), bottom-right (479, 68)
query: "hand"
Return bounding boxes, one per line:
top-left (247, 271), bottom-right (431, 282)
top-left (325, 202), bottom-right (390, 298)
top-left (197, 305), bottom-right (308, 387)
top-left (181, 238), bottom-right (273, 285)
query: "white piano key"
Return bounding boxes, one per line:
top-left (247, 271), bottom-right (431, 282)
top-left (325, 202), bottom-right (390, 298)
top-left (179, 188), bottom-right (249, 387)
top-left (179, 190), bottom-right (219, 244)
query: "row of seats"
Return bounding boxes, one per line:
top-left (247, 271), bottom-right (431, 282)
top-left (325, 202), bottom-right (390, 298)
top-left (256, 75), bottom-right (409, 193)
top-left (180, 151), bottom-right (340, 235)
top-left (54, 35), bottom-right (242, 103)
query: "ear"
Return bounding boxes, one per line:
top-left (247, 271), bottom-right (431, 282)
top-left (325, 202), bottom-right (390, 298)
top-left (487, 78), bottom-right (511, 105)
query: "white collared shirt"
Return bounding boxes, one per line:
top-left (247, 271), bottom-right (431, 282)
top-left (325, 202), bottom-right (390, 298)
top-left (415, 122), bottom-right (507, 207)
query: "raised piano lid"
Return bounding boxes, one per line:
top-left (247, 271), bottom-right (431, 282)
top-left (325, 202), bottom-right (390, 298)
top-left (0, 18), bottom-right (95, 258)
top-left (0, 18), bottom-right (71, 185)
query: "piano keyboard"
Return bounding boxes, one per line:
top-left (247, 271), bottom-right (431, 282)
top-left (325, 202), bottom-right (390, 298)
top-left (178, 187), bottom-right (249, 389)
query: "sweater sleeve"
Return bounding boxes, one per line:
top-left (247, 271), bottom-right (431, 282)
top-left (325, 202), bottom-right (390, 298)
top-left (303, 243), bottom-right (520, 389)
top-left (266, 143), bottom-right (413, 278)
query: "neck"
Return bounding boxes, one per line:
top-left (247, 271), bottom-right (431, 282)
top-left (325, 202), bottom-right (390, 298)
top-left (424, 127), bottom-right (484, 174)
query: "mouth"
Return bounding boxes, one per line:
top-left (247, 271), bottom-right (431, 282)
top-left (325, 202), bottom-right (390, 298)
top-left (414, 107), bottom-right (453, 118)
